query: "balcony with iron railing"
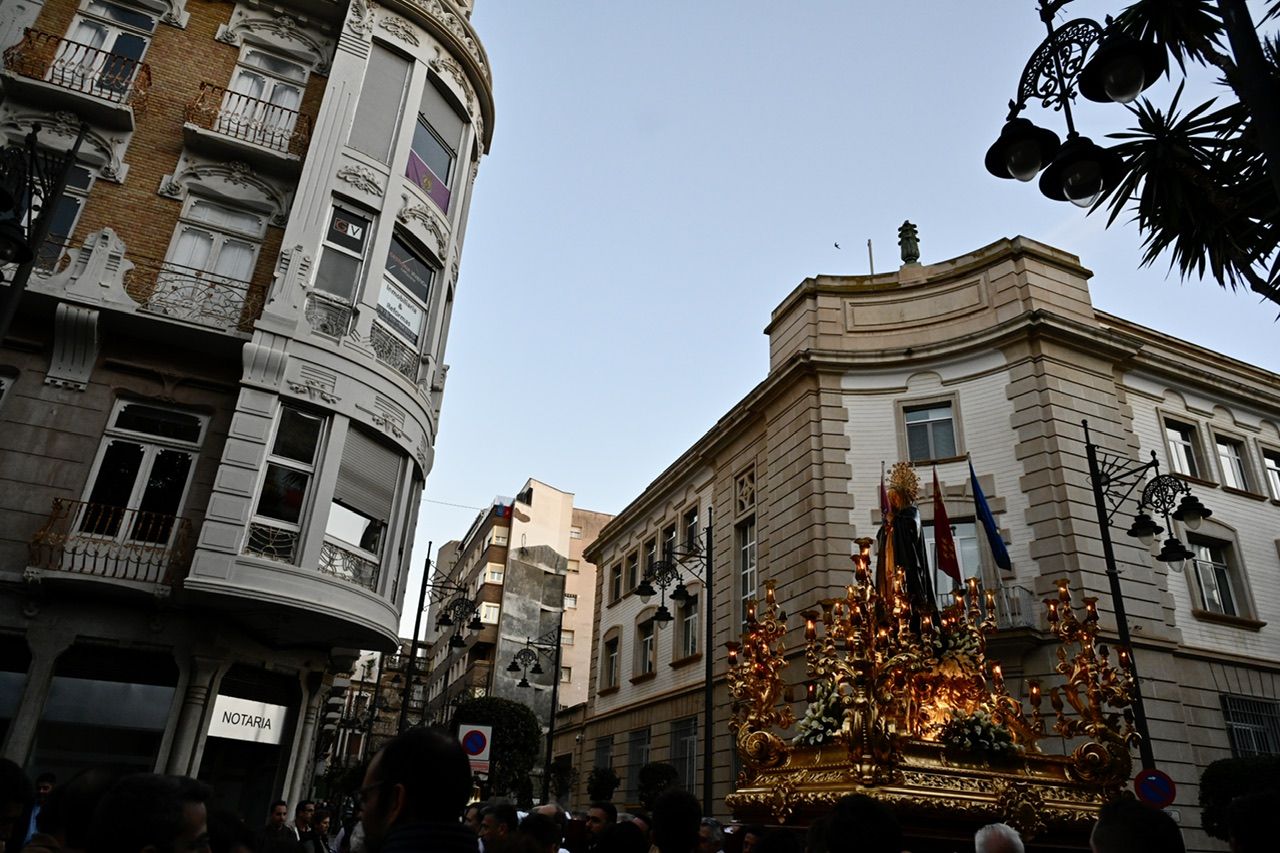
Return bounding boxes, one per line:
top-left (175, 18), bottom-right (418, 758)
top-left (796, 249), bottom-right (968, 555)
top-left (124, 256), bottom-right (264, 334)
top-left (28, 498), bottom-right (192, 588)
top-left (183, 81), bottom-right (313, 170)
top-left (1, 29), bottom-right (151, 129)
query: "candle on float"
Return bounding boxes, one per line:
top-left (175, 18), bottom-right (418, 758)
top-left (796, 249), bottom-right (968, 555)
top-left (1057, 579), bottom-right (1070, 601)
top-left (1084, 597), bottom-right (1099, 622)
top-left (985, 590), bottom-right (996, 613)
top-left (1028, 680), bottom-right (1042, 709)
top-left (804, 613), bottom-right (817, 641)
top-left (1046, 600), bottom-right (1059, 623)
top-left (992, 663), bottom-right (1004, 691)
top-left (967, 577), bottom-right (980, 596)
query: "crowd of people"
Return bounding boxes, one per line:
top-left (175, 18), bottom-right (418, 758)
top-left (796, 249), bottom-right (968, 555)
top-left (1, 733), bottom-right (1274, 853)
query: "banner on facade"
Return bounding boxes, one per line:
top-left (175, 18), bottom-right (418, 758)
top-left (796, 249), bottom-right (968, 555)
top-left (208, 695), bottom-right (288, 745)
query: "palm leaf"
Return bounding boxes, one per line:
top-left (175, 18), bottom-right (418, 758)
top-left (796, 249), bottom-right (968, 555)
top-left (1113, 0), bottom-right (1225, 72)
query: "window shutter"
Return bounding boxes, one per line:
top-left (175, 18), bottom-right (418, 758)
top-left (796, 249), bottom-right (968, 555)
top-left (420, 78), bottom-right (465, 151)
top-left (335, 428), bottom-right (400, 521)
top-left (350, 44), bottom-right (411, 163)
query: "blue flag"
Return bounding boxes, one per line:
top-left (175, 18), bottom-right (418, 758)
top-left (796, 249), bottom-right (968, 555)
top-left (970, 461), bottom-right (1011, 571)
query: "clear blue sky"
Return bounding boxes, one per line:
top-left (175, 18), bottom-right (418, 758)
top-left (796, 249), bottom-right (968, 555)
top-left (403, 1), bottom-right (1278, 629)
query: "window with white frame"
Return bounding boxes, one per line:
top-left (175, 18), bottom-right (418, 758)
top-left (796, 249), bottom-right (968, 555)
top-left (222, 47), bottom-right (308, 150)
top-left (567, 559), bottom-right (579, 573)
top-left (377, 233), bottom-right (437, 345)
top-left (737, 517), bottom-right (757, 625)
top-left (679, 595), bottom-right (698, 659)
top-left (609, 563), bottom-right (623, 603)
top-left (485, 564), bottom-right (504, 584)
top-left (1221, 694), bottom-right (1280, 757)
top-left (164, 198), bottom-right (264, 284)
top-left (1164, 418), bottom-right (1203, 478)
top-left (35, 164), bottom-right (94, 270)
top-left (636, 619), bottom-right (656, 676)
top-left (326, 428), bottom-right (401, 562)
top-left (1190, 538), bottom-right (1241, 617)
top-left (684, 505), bottom-right (699, 549)
top-left (313, 205), bottom-right (372, 304)
top-left (564, 593), bottom-right (577, 609)
top-left (405, 77), bottom-right (467, 212)
top-left (80, 401), bottom-right (206, 543)
top-left (493, 529), bottom-right (508, 546)
top-left (561, 629), bottom-right (575, 646)
top-left (349, 42), bottom-right (411, 163)
top-left (560, 666), bottom-right (572, 683)
top-left (1215, 435), bottom-right (1252, 490)
top-left (904, 402), bottom-right (957, 462)
top-left (924, 520), bottom-right (982, 605)
top-left (626, 727), bottom-right (651, 800)
top-left (570, 525), bottom-right (583, 539)
top-left (1264, 447), bottom-right (1280, 499)
top-left (626, 552), bottom-right (639, 592)
top-left (593, 735), bottom-right (613, 769)
top-left (58, 1), bottom-right (155, 98)
top-left (672, 716), bottom-right (697, 793)
top-left (246, 404), bottom-right (324, 561)
top-left (480, 602), bottom-right (500, 624)
top-left (644, 538), bottom-right (657, 575)
top-left (662, 523), bottom-right (677, 562)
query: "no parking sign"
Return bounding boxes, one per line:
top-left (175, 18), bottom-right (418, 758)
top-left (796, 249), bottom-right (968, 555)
top-left (1134, 768), bottom-right (1176, 809)
top-left (459, 724), bottom-right (492, 773)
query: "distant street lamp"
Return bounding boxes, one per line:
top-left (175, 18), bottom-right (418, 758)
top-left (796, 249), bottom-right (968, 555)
top-left (0, 122), bottom-right (88, 342)
top-left (636, 508), bottom-right (714, 816)
top-left (506, 617), bottom-right (565, 804)
top-left (1083, 419), bottom-right (1212, 771)
top-left (983, 1), bottom-right (1162, 206)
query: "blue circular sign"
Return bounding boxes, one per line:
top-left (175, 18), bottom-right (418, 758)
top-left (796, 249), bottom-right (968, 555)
top-left (1134, 768), bottom-right (1176, 809)
top-left (462, 729), bottom-right (488, 756)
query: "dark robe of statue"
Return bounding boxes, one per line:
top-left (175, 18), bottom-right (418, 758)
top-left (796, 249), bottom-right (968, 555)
top-left (876, 490), bottom-right (939, 627)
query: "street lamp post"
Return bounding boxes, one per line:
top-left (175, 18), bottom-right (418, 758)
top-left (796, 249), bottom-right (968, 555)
top-left (0, 122), bottom-right (89, 343)
top-left (636, 507), bottom-right (714, 816)
top-left (406, 573), bottom-right (484, 733)
top-left (506, 616), bottom-right (565, 804)
top-left (1082, 419), bottom-right (1211, 771)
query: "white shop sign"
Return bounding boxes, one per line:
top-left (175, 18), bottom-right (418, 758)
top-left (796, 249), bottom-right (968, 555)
top-left (208, 695), bottom-right (288, 745)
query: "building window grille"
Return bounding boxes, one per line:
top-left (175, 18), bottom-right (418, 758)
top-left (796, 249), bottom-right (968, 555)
top-left (1221, 694), bottom-right (1280, 757)
top-left (637, 620), bottom-right (655, 675)
top-left (603, 637), bottom-right (619, 689)
top-left (626, 727), bottom-right (651, 799)
top-left (1191, 540), bottom-right (1239, 617)
top-left (609, 563), bottom-right (623, 603)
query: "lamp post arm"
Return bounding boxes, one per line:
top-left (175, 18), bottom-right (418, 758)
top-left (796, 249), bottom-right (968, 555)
top-left (702, 506), bottom-right (714, 818)
top-left (542, 608), bottom-right (564, 803)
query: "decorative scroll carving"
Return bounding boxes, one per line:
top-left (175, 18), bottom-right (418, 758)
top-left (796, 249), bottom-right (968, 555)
top-left (401, 0), bottom-right (489, 84)
top-left (159, 156), bottom-right (291, 226)
top-left (336, 164), bottom-right (384, 196)
top-left (45, 304), bottom-right (99, 391)
top-left (305, 293), bottom-right (353, 338)
top-left (396, 197), bottom-right (448, 257)
top-left (347, 0), bottom-right (376, 36)
top-left (287, 365), bottom-right (339, 404)
top-left (216, 5), bottom-right (337, 74)
top-left (379, 15), bottom-right (420, 45)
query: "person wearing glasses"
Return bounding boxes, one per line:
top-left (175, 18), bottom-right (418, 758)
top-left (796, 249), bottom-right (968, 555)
top-left (356, 728), bottom-right (474, 853)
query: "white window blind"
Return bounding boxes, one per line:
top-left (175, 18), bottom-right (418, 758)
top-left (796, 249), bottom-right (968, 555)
top-left (335, 429), bottom-right (400, 522)
top-left (350, 43), bottom-right (411, 163)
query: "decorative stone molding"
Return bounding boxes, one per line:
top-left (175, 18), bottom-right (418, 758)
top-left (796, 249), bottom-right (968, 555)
top-left (45, 303), bottom-right (99, 391)
top-left (0, 109), bottom-right (130, 182)
top-left (378, 15), bottom-right (419, 45)
top-left (159, 156), bottom-right (292, 226)
top-left (401, 0), bottom-right (489, 85)
top-left (242, 332), bottom-right (291, 388)
top-left (429, 51), bottom-right (473, 113)
top-left (356, 398), bottom-right (406, 439)
top-left (32, 229), bottom-right (140, 313)
top-left (216, 3), bottom-right (337, 74)
top-left (133, 0), bottom-right (191, 28)
top-left (395, 195), bottom-right (448, 259)
top-left (336, 164), bottom-right (384, 197)
top-left (347, 0), bottom-right (376, 36)
top-left (287, 365), bottom-right (340, 403)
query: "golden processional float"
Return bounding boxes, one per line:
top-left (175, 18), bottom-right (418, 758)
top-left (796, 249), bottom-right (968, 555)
top-left (723, 463), bottom-right (1139, 844)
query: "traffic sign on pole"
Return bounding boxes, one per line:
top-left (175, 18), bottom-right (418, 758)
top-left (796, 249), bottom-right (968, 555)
top-left (1134, 768), bottom-right (1176, 809)
top-left (458, 724), bottom-right (493, 773)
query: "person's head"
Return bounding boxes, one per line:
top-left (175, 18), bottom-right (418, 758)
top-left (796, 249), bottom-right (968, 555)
top-left (294, 801), bottom-right (315, 830)
top-left (313, 811), bottom-right (330, 837)
top-left (824, 794), bottom-right (901, 853)
top-left (359, 728), bottom-right (472, 853)
top-left (531, 805), bottom-right (567, 840)
top-left (268, 802), bottom-right (288, 828)
top-left (462, 804), bottom-right (482, 835)
top-left (975, 823), bottom-right (1024, 853)
top-left (741, 825), bottom-right (766, 853)
top-left (0, 758), bottom-right (34, 853)
top-left (35, 774), bottom-right (57, 805)
top-left (804, 816), bottom-right (829, 853)
top-left (1228, 789), bottom-right (1280, 853)
top-left (651, 790), bottom-right (700, 853)
top-left (35, 769), bottom-right (119, 853)
top-left (585, 802), bottom-right (616, 838)
top-left (698, 818), bottom-right (723, 853)
top-left (88, 774), bottom-right (211, 853)
top-left (1091, 798), bottom-right (1184, 853)
top-left (517, 812), bottom-right (561, 853)
top-left (626, 810), bottom-right (651, 837)
top-left (207, 810), bottom-right (254, 853)
top-left (596, 821), bottom-right (649, 853)
top-left (479, 804), bottom-right (518, 845)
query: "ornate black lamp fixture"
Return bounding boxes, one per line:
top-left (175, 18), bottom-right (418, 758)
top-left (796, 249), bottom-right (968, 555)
top-left (984, 1), bottom-right (1164, 207)
top-left (0, 122), bottom-right (88, 342)
top-left (504, 623), bottom-right (564, 803)
top-left (1083, 419), bottom-right (1212, 770)
top-left (634, 508), bottom-right (716, 817)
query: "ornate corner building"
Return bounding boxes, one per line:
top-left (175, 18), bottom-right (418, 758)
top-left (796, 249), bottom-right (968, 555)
top-left (0, 0), bottom-right (492, 814)
top-left (560, 237), bottom-right (1280, 850)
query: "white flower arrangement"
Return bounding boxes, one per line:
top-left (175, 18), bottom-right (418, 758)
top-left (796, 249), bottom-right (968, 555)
top-left (793, 679), bottom-right (844, 746)
top-left (939, 709), bottom-right (1021, 761)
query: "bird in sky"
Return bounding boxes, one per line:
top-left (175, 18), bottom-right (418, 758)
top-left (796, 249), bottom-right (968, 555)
top-left (834, 242), bottom-right (841, 249)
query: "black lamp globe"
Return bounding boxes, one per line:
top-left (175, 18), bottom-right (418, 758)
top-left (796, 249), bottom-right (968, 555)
top-left (506, 660), bottom-right (521, 673)
top-left (1155, 536), bottom-right (1194, 573)
top-left (1172, 494), bottom-right (1211, 530)
top-left (1079, 30), bottom-right (1165, 105)
top-left (1125, 511), bottom-right (1163, 546)
top-left (985, 117), bottom-right (1061, 182)
top-left (1039, 135), bottom-right (1123, 207)
top-left (467, 613), bottom-right (484, 631)
top-left (0, 219), bottom-right (33, 265)
top-left (448, 632), bottom-right (466, 649)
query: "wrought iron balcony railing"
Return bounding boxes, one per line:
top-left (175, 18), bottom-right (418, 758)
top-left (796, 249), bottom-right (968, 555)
top-left (125, 258), bottom-right (264, 333)
top-left (994, 583), bottom-right (1038, 630)
top-left (370, 321), bottom-right (418, 381)
top-left (3, 28), bottom-right (151, 111)
top-left (318, 539), bottom-right (380, 592)
top-left (185, 81), bottom-right (313, 156)
top-left (29, 498), bottom-right (191, 585)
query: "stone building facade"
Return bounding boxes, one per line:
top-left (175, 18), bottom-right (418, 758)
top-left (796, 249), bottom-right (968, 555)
top-left (0, 0), bottom-right (492, 817)
top-left (562, 237), bottom-right (1279, 851)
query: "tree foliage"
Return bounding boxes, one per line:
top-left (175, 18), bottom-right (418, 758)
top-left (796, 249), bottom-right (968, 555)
top-left (452, 696), bottom-right (542, 807)
top-left (637, 762), bottom-right (681, 812)
top-left (586, 766), bottom-right (620, 802)
top-left (1198, 755), bottom-right (1280, 839)
top-left (1091, 0), bottom-right (1280, 305)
